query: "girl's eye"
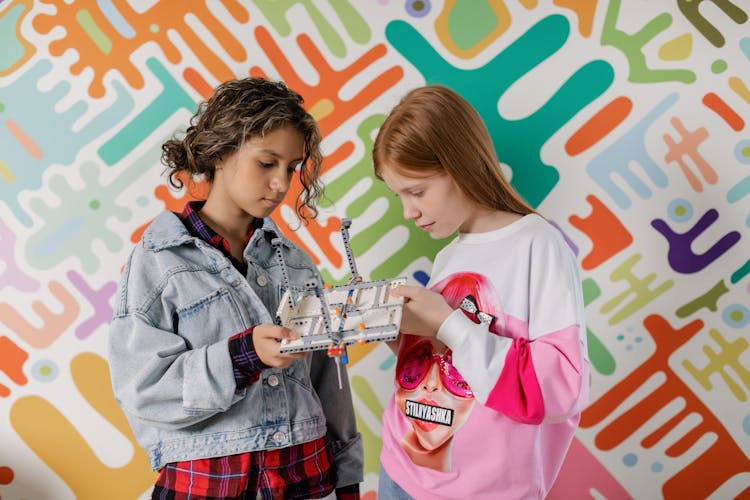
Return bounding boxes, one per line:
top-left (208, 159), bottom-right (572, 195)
top-left (260, 161), bottom-right (274, 169)
top-left (454, 380), bottom-right (470, 391)
top-left (410, 191), bottom-right (423, 198)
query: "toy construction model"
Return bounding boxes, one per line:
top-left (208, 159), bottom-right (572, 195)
top-left (273, 218), bottom-right (406, 388)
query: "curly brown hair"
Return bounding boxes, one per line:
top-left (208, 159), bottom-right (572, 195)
top-left (161, 77), bottom-right (323, 220)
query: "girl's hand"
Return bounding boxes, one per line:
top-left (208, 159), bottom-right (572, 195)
top-left (385, 334), bottom-right (401, 355)
top-left (391, 285), bottom-right (453, 338)
top-left (253, 324), bottom-right (306, 368)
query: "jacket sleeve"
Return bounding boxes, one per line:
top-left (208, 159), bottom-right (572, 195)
top-left (437, 234), bottom-right (589, 425)
top-left (108, 310), bottom-right (248, 430)
top-left (309, 349), bottom-right (364, 488)
top-left (107, 249), bottom-right (253, 431)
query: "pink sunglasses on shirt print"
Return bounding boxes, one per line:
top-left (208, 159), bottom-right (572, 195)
top-left (395, 293), bottom-right (501, 400)
top-left (396, 340), bottom-right (474, 399)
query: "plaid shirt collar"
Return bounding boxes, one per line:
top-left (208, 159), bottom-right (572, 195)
top-left (178, 201), bottom-right (262, 273)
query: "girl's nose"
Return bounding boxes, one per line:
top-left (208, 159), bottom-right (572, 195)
top-left (422, 362), bottom-right (441, 393)
top-left (402, 200), bottom-right (419, 221)
top-left (270, 167), bottom-right (290, 192)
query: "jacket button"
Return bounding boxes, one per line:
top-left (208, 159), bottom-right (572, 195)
top-left (256, 275), bottom-right (268, 286)
top-left (231, 279), bottom-right (241, 287)
top-left (272, 431), bottom-right (286, 443)
top-left (267, 374), bottom-right (279, 387)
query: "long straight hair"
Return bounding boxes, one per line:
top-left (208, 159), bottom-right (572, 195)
top-left (373, 85), bottom-right (534, 216)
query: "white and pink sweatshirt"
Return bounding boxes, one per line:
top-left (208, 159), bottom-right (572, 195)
top-left (381, 214), bottom-right (589, 499)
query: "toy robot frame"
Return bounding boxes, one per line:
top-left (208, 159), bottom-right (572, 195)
top-left (273, 218), bottom-right (405, 384)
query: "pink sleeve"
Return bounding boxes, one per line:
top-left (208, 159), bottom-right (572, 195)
top-left (486, 324), bottom-right (588, 424)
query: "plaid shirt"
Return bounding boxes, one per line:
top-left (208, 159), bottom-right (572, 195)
top-left (153, 202), bottom-right (359, 500)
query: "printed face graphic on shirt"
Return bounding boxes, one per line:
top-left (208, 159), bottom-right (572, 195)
top-left (395, 338), bottom-right (475, 465)
top-left (394, 271), bottom-right (504, 472)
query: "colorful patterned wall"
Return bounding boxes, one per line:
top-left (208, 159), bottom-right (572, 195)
top-left (1, 1), bottom-right (749, 498)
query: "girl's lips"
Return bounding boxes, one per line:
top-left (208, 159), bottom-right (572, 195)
top-left (414, 397), bottom-right (441, 432)
top-left (263, 198), bottom-right (283, 207)
top-left (415, 419), bottom-right (438, 432)
top-left (419, 222), bottom-right (434, 231)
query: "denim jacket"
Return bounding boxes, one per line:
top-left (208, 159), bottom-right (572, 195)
top-left (108, 211), bottom-right (363, 487)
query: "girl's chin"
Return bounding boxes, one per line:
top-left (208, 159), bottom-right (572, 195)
top-left (429, 227), bottom-right (458, 239)
top-left (415, 431), bottom-right (450, 451)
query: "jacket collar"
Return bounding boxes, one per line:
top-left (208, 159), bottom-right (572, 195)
top-left (142, 211), bottom-right (292, 251)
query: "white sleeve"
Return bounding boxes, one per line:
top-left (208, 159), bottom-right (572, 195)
top-left (436, 309), bottom-right (512, 403)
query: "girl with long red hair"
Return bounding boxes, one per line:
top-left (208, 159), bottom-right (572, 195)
top-left (374, 85), bottom-right (589, 499)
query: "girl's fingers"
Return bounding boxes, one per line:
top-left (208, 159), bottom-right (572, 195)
top-left (391, 284), bottom-right (420, 299)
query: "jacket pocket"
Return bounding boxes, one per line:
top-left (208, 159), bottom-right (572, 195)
top-left (176, 288), bottom-right (245, 346)
top-left (283, 358), bottom-right (314, 392)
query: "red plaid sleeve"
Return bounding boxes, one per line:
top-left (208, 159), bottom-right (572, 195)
top-left (228, 328), bottom-right (268, 390)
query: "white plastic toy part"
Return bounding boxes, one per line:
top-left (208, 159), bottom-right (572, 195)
top-left (271, 218), bottom-right (406, 362)
top-left (275, 276), bottom-right (406, 354)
